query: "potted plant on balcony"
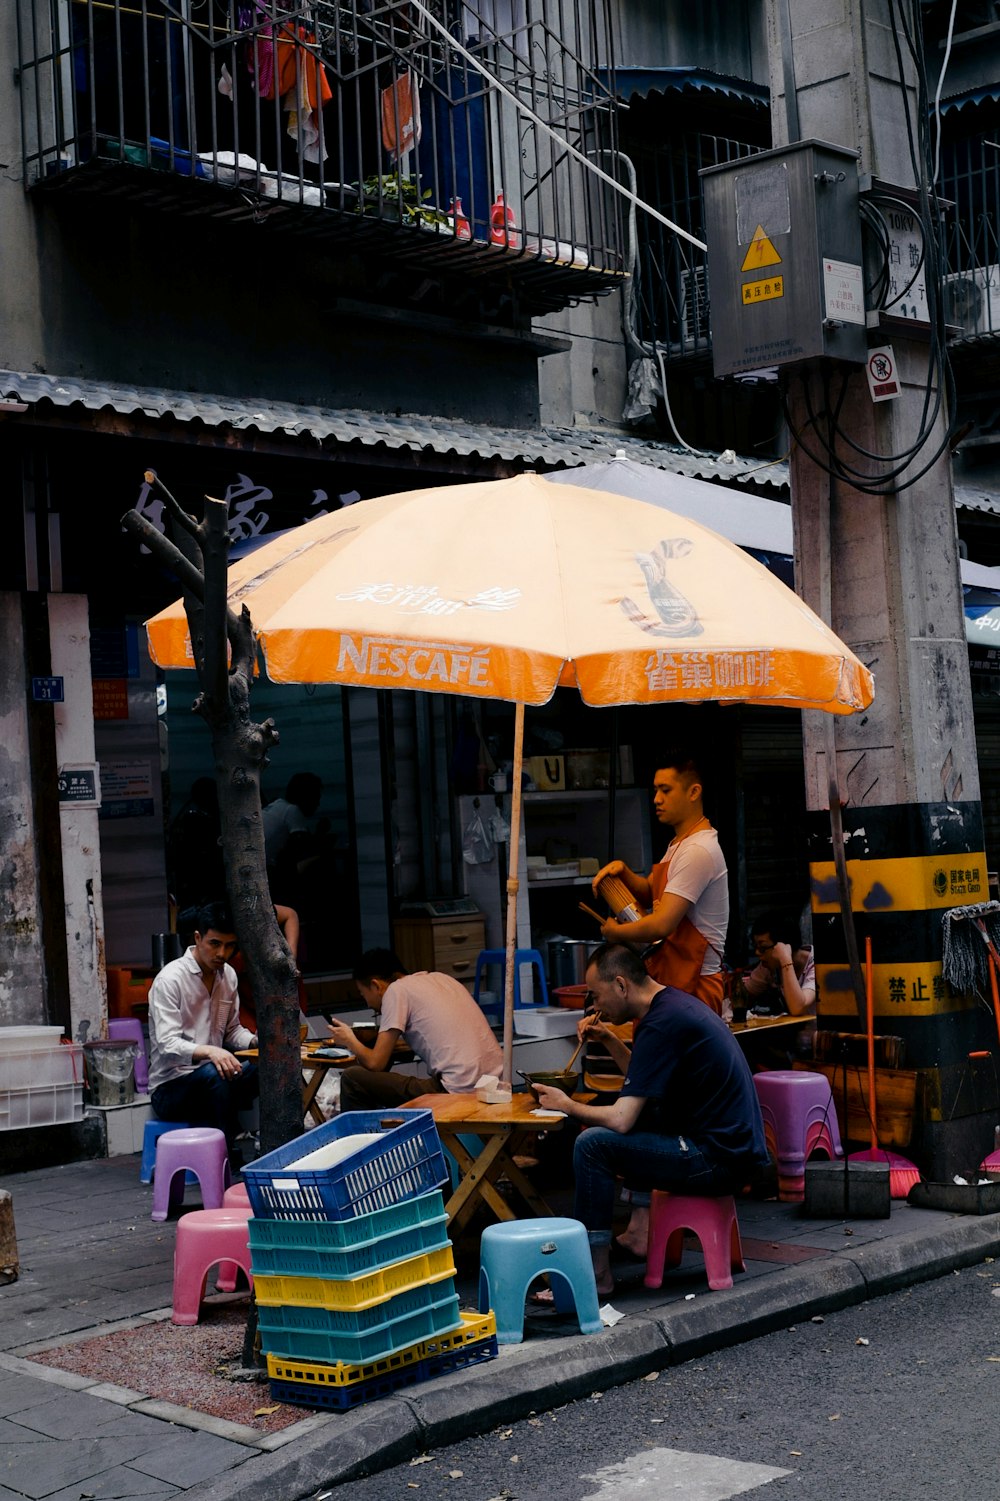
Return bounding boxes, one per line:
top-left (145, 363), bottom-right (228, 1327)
top-left (355, 172), bottom-right (451, 232)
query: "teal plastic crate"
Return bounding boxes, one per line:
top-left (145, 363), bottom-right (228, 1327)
top-left (269, 1333), bottom-right (498, 1411)
top-left (248, 1190), bottom-right (448, 1278)
top-left (257, 1281), bottom-right (462, 1365)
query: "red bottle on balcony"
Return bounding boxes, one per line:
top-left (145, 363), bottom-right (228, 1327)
top-left (449, 197), bottom-right (472, 241)
top-left (490, 190), bottom-right (520, 249)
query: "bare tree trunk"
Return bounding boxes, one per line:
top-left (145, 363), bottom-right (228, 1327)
top-left (122, 476), bottom-right (303, 1154)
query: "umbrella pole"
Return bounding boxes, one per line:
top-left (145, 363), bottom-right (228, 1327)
top-left (502, 701), bottom-right (526, 1087)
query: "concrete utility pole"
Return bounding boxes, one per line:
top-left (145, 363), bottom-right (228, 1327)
top-left (766, 0), bottom-right (992, 1176)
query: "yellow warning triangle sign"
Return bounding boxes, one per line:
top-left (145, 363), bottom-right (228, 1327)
top-left (741, 225), bottom-right (782, 273)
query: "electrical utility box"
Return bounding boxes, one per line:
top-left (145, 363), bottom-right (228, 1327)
top-left (701, 140), bottom-right (867, 378)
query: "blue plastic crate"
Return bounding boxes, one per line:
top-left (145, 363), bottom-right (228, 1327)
top-left (248, 1190), bottom-right (448, 1278)
top-left (269, 1334), bottom-right (498, 1410)
top-left (242, 1109), bottom-right (448, 1221)
top-left (257, 1282), bottom-right (462, 1365)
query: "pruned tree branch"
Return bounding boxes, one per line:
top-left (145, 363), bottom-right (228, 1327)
top-left (144, 468), bottom-right (203, 547)
top-left (203, 496), bottom-right (232, 713)
top-left (120, 509), bottom-right (205, 601)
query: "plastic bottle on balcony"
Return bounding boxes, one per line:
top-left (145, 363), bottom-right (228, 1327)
top-left (490, 190), bottom-right (520, 249)
top-left (448, 197), bottom-right (472, 242)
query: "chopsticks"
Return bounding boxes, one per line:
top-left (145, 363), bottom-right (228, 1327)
top-left (566, 1007), bottom-right (603, 1071)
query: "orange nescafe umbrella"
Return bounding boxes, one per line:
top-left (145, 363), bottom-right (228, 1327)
top-left (146, 473), bottom-right (872, 711)
top-left (145, 473), bottom-right (874, 1081)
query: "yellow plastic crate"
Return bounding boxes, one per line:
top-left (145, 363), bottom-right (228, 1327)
top-left (253, 1243), bottom-right (457, 1311)
top-left (266, 1310), bottom-right (497, 1389)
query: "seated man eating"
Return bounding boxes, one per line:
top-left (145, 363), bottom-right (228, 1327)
top-left (328, 949), bottom-right (503, 1110)
top-left (534, 942), bottom-right (769, 1296)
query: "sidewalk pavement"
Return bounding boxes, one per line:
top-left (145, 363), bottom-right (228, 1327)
top-left (3, 1152), bottom-right (1000, 1501)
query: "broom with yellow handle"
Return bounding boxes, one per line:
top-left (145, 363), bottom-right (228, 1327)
top-left (847, 936), bottom-right (921, 1197)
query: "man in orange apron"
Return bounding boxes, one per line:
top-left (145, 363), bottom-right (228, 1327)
top-left (592, 752), bottom-right (729, 1016)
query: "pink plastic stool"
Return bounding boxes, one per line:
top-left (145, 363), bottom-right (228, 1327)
top-left (151, 1127), bottom-right (231, 1222)
top-left (217, 1183), bottom-right (252, 1291)
top-left (107, 1018), bottom-right (149, 1093)
top-left (753, 1070), bottom-right (844, 1202)
top-left (644, 1192), bottom-right (745, 1292)
top-left (172, 1208), bottom-right (254, 1325)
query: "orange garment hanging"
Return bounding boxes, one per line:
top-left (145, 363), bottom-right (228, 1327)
top-left (274, 23), bottom-right (332, 163)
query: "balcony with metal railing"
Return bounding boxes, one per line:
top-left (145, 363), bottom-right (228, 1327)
top-left (16, 0), bottom-right (624, 315)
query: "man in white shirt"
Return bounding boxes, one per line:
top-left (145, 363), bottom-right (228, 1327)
top-left (148, 902), bottom-right (259, 1159)
top-left (329, 949), bottom-right (503, 1110)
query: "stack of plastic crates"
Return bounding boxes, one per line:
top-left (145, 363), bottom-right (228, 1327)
top-left (242, 1109), bottom-right (498, 1410)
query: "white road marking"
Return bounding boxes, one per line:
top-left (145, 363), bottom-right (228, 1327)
top-left (579, 1446), bottom-right (791, 1499)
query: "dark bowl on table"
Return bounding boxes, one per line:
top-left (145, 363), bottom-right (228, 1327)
top-left (523, 1068), bottom-right (579, 1099)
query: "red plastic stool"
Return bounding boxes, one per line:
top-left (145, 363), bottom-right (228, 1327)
top-left (172, 1208), bottom-right (254, 1325)
top-left (217, 1183), bottom-right (252, 1292)
top-left (644, 1192), bottom-right (745, 1292)
top-left (753, 1070), bottom-right (843, 1202)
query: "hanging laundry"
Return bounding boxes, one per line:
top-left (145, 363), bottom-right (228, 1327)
top-left (243, 2), bottom-right (276, 101)
top-left (239, 5), bottom-right (330, 163)
top-left (381, 72), bottom-right (422, 162)
top-left (275, 24), bottom-right (333, 163)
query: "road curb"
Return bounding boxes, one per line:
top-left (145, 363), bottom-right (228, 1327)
top-left (843, 1212), bottom-right (1000, 1297)
top-left (656, 1256), bottom-right (866, 1361)
top-left (186, 1215), bottom-right (1000, 1500)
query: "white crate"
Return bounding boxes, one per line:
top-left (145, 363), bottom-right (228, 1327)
top-left (512, 1006), bottom-right (580, 1039)
top-left (0, 1083), bottom-right (83, 1129)
top-left (0, 1026), bottom-right (65, 1051)
top-left (0, 1045), bottom-right (83, 1092)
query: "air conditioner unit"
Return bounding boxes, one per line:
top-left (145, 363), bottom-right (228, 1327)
top-left (679, 264), bottom-right (711, 344)
top-left (943, 264), bottom-right (1000, 337)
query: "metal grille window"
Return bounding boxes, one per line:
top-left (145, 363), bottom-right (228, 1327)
top-left (940, 116), bottom-right (1000, 339)
top-left (619, 100), bottom-right (766, 360)
top-left (16, 0), bottom-right (624, 313)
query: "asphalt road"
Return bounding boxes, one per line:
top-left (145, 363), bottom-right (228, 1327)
top-left (328, 1258), bottom-right (1000, 1501)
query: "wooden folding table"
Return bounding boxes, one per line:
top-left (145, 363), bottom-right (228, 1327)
top-left (405, 1091), bottom-right (574, 1236)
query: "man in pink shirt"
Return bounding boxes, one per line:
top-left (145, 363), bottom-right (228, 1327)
top-left (329, 949), bottom-right (503, 1109)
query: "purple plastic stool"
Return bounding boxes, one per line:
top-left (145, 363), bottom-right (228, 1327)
top-left (753, 1070), bottom-right (844, 1202)
top-left (108, 1018), bottom-right (148, 1093)
top-left (644, 1192), bottom-right (745, 1291)
top-left (151, 1127), bottom-right (231, 1222)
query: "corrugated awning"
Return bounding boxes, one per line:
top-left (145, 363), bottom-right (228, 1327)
top-left (608, 67), bottom-right (769, 107)
top-left (955, 485), bottom-right (1000, 516)
top-left (939, 82), bottom-right (1000, 114)
top-left (7, 368), bottom-right (999, 517)
top-left (0, 368), bottom-right (782, 491)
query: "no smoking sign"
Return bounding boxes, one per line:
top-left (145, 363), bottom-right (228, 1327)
top-left (866, 344), bottom-right (900, 403)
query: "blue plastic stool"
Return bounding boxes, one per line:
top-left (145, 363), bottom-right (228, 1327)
top-left (473, 949), bottom-right (550, 1016)
top-left (140, 1119), bottom-right (195, 1186)
top-left (478, 1217), bottom-right (603, 1344)
top-left (444, 1134), bottom-right (485, 1192)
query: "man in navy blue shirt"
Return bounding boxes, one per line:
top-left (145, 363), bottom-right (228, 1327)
top-left (534, 942), bottom-right (769, 1296)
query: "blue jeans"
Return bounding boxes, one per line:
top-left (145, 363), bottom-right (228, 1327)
top-left (573, 1126), bottom-right (742, 1247)
top-left (152, 1061), bottom-right (258, 1155)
